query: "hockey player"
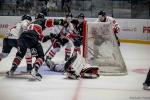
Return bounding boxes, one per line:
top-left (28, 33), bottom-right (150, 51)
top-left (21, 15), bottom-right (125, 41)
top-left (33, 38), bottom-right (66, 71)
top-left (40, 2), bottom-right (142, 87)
top-left (143, 69), bottom-right (150, 90)
top-left (90, 11), bottom-right (120, 60)
top-left (7, 13), bottom-right (64, 80)
top-left (71, 13), bottom-right (85, 55)
top-left (97, 10), bottom-right (120, 46)
top-left (0, 15), bottom-right (33, 72)
top-left (63, 12), bottom-right (74, 61)
top-left (45, 12), bottom-right (74, 69)
top-left (46, 52), bottom-right (99, 79)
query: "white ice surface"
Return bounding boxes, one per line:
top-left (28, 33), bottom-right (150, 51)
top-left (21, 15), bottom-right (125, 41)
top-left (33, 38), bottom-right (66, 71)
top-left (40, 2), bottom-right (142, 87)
top-left (0, 42), bottom-right (150, 100)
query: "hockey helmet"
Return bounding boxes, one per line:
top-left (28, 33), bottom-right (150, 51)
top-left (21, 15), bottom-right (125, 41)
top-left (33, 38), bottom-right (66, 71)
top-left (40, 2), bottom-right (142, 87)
top-left (35, 13), bottom-right (45, 19)
top-left (98, 10), bottom-right (106, 16)
top-left (21, 14), bottom-right (32, 21)
top-left (78, 13), bottom-right (85, 19)
top-left (66, 12), bottom-right (73, 18)
top-left (65, 12), bottom-right (73, 22)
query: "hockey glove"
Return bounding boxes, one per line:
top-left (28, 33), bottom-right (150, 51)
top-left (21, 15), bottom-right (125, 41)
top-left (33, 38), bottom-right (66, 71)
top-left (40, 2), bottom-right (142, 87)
top-left (49, 33), bottom-right (60, 39)
top-left (80, 67), bottom-right (100, 79)
top-left (54, 19), bottom-right (64, 25)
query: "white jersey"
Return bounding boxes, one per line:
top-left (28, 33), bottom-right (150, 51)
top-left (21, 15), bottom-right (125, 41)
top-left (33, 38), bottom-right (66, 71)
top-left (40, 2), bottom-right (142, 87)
top-left (63, 22), bottom-right (74, 35)
top-left (6, 20), bottom-right (31, 39)
top-left (52, 25), bottom-right (63, 35)
top-left (51, 19), bottom-right (74, 35)
top-left (96, 16), bottom-right (120, 29)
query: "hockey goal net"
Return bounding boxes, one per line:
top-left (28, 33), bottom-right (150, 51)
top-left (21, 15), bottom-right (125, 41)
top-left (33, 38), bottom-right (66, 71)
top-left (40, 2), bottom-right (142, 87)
top-left (82, 21), bottom-right (127, 75)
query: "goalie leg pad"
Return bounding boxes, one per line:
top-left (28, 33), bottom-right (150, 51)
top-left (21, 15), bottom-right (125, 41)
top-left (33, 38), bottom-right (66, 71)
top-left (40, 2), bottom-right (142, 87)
top-left (64, 54), bottom-right (77, 71)
top-left (80, 67), bottom-right (100, 78)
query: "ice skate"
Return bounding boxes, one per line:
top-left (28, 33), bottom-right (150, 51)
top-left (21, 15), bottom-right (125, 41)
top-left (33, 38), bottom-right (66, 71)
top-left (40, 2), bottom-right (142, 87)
top-left (143, 83), bottom-right (150, 90)
top-left (6, 65), bottom-right (17, 77)
top-left (30, 67), bottom-right (42, 81)
top-left (6, 70), bottom-right (15, 77)
top-left (45, 56), bottom-right (55, 70)
top-left (19, 64), bottom-right (33, 74)
top-left (67, 70), bottom-right (79, 79)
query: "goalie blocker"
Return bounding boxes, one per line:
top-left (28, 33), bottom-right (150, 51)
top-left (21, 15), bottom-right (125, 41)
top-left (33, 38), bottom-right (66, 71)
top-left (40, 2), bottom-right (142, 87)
top-left (48, 52), bottom-right (100, 79)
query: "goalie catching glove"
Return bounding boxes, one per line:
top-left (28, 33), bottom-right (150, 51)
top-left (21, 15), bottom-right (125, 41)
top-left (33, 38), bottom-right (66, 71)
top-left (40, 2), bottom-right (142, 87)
top-left (53, 19), bottom-right (69, 27)
top-left (49, 33), bottom-right (61, 39)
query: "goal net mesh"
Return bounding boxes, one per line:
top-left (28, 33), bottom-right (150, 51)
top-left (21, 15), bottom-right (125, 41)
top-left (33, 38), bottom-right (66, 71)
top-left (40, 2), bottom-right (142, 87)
top-left (83, 21), bottom-right (127, 75)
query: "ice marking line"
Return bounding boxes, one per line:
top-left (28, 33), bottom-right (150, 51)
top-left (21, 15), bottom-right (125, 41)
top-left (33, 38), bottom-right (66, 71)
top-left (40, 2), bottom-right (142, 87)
top-left (72, 79), bottom-right (82, 100)
top-left (132, 68), bottom-right (149, 74)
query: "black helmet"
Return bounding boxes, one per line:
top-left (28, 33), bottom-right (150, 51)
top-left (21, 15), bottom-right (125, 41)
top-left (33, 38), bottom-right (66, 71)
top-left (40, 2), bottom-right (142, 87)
top-left (98, 11), bottom-right (106, 16)
top-left (66, 12), bottom-right (73, 18)
top-left (35, 13), bottom-right (45, 19)
top-left (78, 13), bottom-right (85, 19)
top-left (21, 15), bottom-right (32, 21)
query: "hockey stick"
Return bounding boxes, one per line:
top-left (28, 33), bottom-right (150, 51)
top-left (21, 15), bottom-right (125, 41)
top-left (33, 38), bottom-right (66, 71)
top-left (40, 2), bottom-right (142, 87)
top-left (44, 39), bottom-right (57, 57)
top-left (87, 46), bottom-right (103, 57)
top-left (44, 26), bottom-right (65, 57)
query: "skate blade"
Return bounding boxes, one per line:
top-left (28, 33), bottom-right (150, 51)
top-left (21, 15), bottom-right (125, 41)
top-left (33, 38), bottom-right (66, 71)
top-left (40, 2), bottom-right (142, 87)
top-left (29, 74), bottom-right (42, 81)
top-left (20, 71), bottom-right (31, 74)
top-left (143, 87), bottom-right (150, 90)
top-left (6, 73), bottom-right (31, 79)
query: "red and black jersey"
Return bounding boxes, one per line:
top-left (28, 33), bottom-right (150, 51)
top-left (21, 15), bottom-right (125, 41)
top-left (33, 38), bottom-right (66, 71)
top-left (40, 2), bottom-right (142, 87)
top-left (71, 19), bottom-right (84, 38)
top-left (27, 18), bottom-right (53, 41)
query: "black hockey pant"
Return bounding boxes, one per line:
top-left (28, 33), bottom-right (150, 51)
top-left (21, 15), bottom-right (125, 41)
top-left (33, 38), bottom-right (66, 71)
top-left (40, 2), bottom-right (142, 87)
top-left (2, 38), bottom-right (18, 53)
top-left (11, 32), bottom-right (44, 71)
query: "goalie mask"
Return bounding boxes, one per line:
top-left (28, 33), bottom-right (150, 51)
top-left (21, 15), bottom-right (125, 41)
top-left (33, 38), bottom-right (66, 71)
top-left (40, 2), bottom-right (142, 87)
top-left (98, 10), bottom-right (106, 16)
top-left (98, 11), bottom-right (106, 22)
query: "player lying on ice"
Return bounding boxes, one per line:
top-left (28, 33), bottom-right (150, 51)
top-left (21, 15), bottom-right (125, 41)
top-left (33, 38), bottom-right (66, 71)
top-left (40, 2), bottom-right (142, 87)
top-left (47, 52), bottom-right (100, 79)
top-left (45, 13), bottom-right (86, 69)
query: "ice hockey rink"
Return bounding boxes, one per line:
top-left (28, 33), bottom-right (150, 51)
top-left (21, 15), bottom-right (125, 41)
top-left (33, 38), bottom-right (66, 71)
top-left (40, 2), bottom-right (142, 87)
top-left (0, 42), bottom-right (150, 100)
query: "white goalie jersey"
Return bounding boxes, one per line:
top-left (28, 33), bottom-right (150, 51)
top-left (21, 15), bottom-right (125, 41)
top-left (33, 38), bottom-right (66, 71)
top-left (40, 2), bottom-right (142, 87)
top-left (6, 20), bottom-right (31, 39)
top-left (96, 16), bottom-right (120, 30)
